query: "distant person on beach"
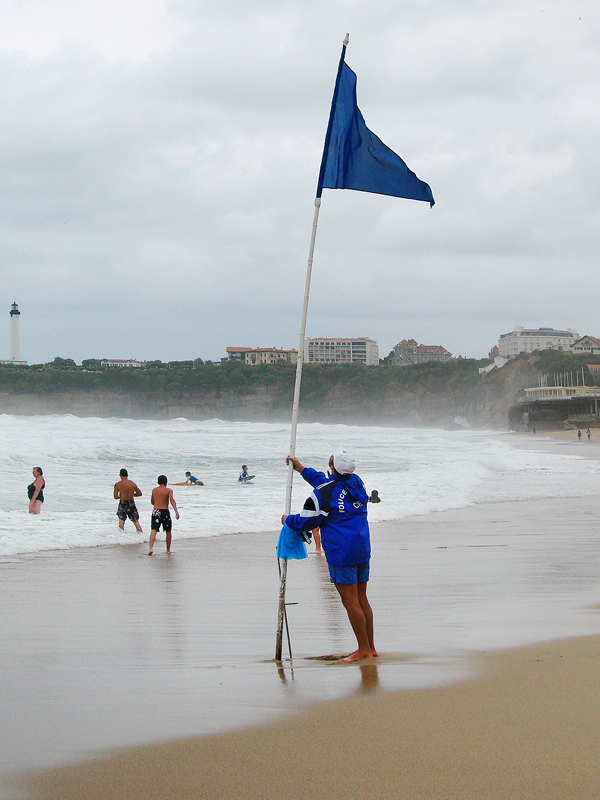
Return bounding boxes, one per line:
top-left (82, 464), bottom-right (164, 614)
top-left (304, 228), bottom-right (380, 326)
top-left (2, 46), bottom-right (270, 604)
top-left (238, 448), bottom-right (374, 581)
top-left (148, 475), bottom-right (179, 556)
top-left (587, 429), bottom-right (591, 440)
top-left (368, 490), bottom-right (381, 503)
top-left (114, 469), bottom-right (143, 533)
top-left (282, 447), bottom-right (375, 662)
top-left (578, 430), bottom-right (582, 441)
top-left (28, 467), bottom-right (45, 514)
top-left (239, 464), bottom-right (249, 480)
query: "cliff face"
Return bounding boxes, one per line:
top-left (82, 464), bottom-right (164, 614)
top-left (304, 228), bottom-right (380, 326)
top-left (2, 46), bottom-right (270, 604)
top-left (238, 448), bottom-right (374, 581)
top-left (0, 387), bottom-right (291, 422)
top-left (478, 358), bottom-right (541, 428)
top-left (0, 358), bottom-right (540, 429)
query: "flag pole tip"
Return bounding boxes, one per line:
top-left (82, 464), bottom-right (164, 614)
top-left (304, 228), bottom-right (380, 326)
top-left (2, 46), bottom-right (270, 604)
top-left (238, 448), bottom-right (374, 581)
top-left (344, 33), bottom-right (349, 45)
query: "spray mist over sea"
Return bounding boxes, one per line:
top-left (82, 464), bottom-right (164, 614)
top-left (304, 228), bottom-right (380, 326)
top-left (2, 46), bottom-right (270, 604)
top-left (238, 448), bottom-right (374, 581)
top-left (0, 415), bottom-right (597, 557)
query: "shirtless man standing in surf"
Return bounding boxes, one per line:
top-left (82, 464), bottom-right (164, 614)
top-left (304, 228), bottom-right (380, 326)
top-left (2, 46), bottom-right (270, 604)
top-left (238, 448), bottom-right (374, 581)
top-left (148, 475), bottom-right (179, 556)
top-left (114, 468), bottom-right (143, 533)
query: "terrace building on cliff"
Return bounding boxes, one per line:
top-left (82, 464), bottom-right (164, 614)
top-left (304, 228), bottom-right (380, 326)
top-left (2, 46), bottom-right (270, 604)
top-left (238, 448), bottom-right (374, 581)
top-left (224, 347), bottom-right (298, 365)
top-left (0, 302), bottom-right (27, 366)
top-left (569, 335), bottom-right (600, 355)
top-left (304, 337), bottom-right (379, 365)
top-left (391, 339), bottom-right (452, 366)
top-left (498, 326), bottom-right (579, 357)
top-left (514, 379), bottom-right (600, 431)
top-left (100, 359), bottom-right (145, 368)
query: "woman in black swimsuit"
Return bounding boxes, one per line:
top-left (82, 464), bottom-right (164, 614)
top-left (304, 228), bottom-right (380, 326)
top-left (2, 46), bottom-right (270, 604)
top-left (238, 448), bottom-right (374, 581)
top-left (28, 467), bottom-right (45, 514)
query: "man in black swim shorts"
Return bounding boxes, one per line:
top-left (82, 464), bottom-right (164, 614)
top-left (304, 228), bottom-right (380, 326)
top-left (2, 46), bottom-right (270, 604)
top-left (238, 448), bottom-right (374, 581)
top-left (151, 507), bottom-right (172, 532)
top-left (148, 475), bottom-right (179, 555)
top-left (114, 468), bottom-right (143, 533)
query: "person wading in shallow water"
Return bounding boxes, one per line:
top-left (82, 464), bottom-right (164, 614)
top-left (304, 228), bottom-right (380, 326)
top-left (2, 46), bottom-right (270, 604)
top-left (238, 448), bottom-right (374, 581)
top-left (148, 476), bottom-right (179, 556)
top-left (281, 447), bottom-right (376, 662)
top-left (28, 467), bottom-right (45, 514)
top-left (113, 469), bottom-right (143, 533)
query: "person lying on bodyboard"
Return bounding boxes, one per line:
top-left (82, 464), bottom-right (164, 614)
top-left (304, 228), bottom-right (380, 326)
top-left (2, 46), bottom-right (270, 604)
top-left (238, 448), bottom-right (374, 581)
top-left (170, 471), bottom-right (204, 486)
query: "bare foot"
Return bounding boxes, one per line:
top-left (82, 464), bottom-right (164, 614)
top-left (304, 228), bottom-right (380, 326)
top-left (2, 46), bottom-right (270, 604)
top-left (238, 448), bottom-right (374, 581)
top-left (340, 651), bottom-right (374, 663)
top-left (147, 551), bottom-right (153, 556)
top-left (343, 648), bottom-right (378, 660)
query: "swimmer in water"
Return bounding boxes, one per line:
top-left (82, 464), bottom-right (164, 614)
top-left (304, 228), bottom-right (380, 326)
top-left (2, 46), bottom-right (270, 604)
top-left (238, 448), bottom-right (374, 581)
top-left (239, 464), bottom-right (249, 480)
top-left (114, 468), bottom-right (143, 533)
top-left (28, 467), bottom-right (45, 514)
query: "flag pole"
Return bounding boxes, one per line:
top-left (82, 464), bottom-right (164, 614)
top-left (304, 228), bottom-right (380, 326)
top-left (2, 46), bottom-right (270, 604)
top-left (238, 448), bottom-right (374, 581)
top-left (275, 35), bottom-right (349, 662)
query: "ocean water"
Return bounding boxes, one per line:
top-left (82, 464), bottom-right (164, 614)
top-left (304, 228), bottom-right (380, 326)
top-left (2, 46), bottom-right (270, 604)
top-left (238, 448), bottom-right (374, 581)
top-left (0, 414), bottom-right (598, 557)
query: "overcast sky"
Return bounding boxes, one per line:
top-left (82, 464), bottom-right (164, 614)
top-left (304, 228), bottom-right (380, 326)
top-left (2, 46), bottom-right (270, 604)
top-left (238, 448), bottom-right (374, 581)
top-left (1, 0), bottom-right (599, 364)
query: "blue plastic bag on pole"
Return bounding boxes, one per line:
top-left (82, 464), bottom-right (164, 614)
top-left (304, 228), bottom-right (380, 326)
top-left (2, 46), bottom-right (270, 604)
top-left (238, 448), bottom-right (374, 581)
top-left (276, 523), bottom-right (308, 560)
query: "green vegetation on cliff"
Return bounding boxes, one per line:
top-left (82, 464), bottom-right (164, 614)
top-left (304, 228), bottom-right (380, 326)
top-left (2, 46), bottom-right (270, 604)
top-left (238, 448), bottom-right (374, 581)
top-left (6, 351), bottom-right (591, 427)
top-left (0, 357), bottom-right (487, 404)
top-left (526, 348), bottom-right (600, 380)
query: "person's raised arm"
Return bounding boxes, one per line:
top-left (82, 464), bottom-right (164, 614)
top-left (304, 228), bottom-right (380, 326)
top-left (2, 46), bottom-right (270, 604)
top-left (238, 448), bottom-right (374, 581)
top-left (285, 456), bottom-right (304, 473)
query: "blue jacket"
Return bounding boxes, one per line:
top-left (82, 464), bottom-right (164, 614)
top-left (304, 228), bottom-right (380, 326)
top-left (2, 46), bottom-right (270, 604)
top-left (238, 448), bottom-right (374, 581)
top-left (285, 467), bottom-right (370, 566)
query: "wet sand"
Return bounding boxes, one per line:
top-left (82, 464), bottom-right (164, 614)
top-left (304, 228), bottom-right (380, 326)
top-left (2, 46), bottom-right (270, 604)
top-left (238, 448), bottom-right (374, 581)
top-left (4, 433), bottom-right (600, 797)
top-left (16, 635), bottom-right (600, 800)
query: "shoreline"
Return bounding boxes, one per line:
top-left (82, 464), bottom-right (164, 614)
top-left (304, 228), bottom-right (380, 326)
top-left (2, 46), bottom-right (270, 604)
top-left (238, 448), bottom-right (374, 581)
top-left (4, 429), bottom-right (600, 796)
top-left (15, 634), bottom-right (600, 800)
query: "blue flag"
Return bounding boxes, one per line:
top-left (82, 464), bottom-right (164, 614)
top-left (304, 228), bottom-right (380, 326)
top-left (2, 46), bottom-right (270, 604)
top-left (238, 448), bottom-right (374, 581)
top-left (317, 49), bottom-right (434, 206)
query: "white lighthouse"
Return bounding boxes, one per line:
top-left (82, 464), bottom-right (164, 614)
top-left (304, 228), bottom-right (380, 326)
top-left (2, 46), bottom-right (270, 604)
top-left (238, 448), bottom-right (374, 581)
top-left (10, 302), bottom-right (21, 361)
top-left (0, 303), bottom-right (28, 365)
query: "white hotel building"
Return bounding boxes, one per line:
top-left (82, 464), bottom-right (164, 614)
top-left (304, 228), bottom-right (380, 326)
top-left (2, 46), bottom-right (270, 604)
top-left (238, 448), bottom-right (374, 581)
top-left (304, 337), bottom-right (379, 366)
top-left (498, 326), bottom-right (579, 358)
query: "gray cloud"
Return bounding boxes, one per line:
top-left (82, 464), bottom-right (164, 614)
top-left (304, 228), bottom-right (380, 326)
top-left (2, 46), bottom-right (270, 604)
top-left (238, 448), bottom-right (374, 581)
top-left (0, 0), bottom-right (598, 364)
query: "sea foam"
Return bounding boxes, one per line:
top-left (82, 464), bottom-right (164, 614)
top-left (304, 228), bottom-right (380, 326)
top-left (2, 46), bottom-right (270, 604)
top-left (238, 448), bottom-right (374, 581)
top-left (0, 415), bottom-right (597, 556)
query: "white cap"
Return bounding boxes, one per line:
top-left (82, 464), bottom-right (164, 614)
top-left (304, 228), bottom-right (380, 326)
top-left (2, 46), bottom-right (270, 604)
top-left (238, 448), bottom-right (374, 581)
top-left (331, 446), bottom-right (356, 475)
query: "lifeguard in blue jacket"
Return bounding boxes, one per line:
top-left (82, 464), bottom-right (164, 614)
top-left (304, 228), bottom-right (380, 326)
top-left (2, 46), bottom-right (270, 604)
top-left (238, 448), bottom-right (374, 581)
top-left (282, 447), bottom-right (376, 662)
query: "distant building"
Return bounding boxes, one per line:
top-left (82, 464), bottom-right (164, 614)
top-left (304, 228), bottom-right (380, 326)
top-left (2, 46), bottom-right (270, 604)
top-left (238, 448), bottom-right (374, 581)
top-left (100, 358), bottom-right (145, 368)
top-left (225, 347), bottom-right (253, 362)
top-left (498, 326), bottom-right (579, 357)
top-left (244, 348), bottom-right (297, 366)
top-left (304, 337), bottom-right (379, 366)
top-left (570, 336), bottom-right (600, 356)
top-left (391, 339), bottom-right (452, 366)
top-left (0, 302), bottom-right (27, 365)
top-left (523, 385), bottom-right (599, 400)
top-left (224, 346), bottom-right (297, 365)
top-left (479, 355), bottom-right (510, 375)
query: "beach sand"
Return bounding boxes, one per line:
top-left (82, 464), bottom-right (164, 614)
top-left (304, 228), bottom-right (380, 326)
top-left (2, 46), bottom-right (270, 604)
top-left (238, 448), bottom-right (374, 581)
top-left (4, 434), bottom-right (600, 798)
top-left (15, 635), bottom-right (600, 800)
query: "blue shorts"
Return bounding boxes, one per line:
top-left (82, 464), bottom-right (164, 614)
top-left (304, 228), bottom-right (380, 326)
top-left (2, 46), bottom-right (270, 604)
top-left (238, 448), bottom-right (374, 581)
top-left (327, 559), bottom-right (370, 585)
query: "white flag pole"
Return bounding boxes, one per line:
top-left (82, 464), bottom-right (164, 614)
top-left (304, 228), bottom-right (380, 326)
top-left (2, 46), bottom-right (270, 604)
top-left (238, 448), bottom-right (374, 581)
top-left (275, 34), bottom-right (350, 662)
top-left (275, 196), bottom-right (322, 662)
